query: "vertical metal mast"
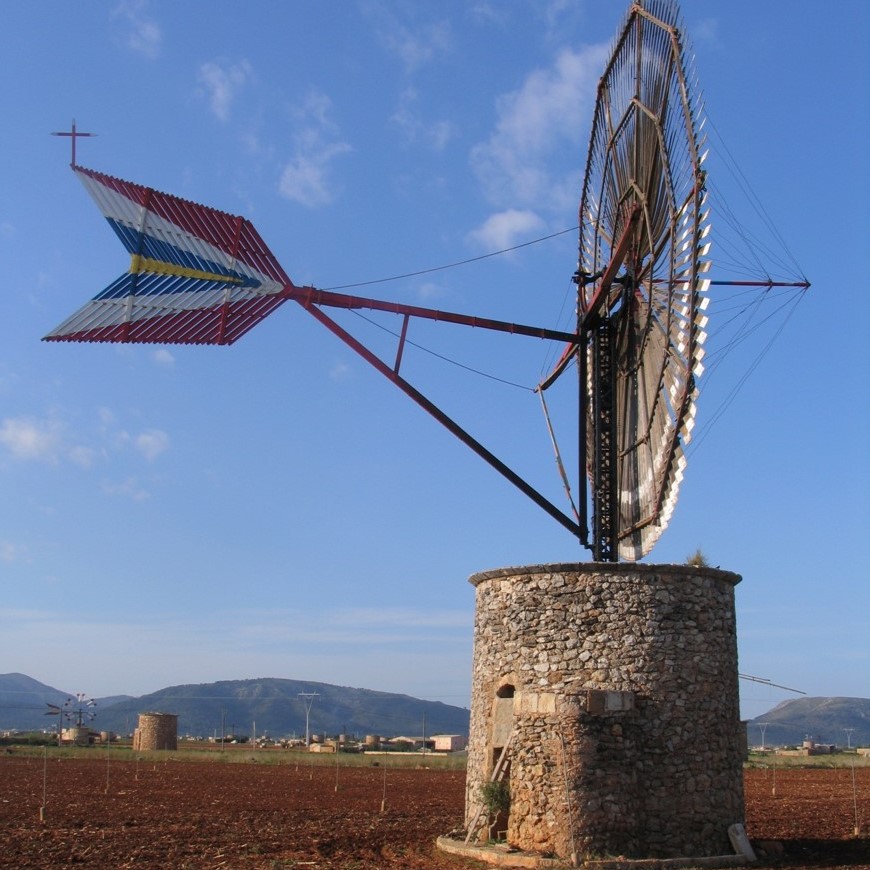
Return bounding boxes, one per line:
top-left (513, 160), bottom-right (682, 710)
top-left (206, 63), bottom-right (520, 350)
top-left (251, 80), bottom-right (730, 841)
top-left (591, 317), bottom-right (618, 561)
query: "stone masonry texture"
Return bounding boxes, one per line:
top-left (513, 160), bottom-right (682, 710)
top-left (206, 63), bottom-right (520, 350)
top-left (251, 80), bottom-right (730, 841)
top-left (132, 712), bottom-right (178, 751)
top-left (465, 563), bottom-right (744, 860)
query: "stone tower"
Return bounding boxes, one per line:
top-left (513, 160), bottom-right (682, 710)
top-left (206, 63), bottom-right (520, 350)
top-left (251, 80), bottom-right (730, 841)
top-left (464, 562), bottom-right (745, 860)
top-left (132, 712), bottom-right (178, 751)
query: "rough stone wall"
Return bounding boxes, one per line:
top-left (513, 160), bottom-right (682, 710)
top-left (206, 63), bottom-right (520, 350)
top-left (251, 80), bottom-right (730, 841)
top-left (465, 563), bottom-right (744, 860)
top-left (132, 712), bottom-right (178, 751)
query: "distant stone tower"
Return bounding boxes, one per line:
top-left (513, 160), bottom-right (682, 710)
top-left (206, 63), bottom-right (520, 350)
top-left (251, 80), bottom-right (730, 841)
top-left (132, 712), bottom-right (178, 751)
top-left (464, 562), bottom-right (745, 861)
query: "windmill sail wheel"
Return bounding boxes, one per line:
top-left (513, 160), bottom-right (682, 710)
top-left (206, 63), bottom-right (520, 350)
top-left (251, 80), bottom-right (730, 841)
top-left (578, 0), bottom-right (710, 561)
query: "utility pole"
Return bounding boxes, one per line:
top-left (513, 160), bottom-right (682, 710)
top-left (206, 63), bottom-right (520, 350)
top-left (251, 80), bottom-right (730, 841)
top-left (298, 692), bottom-right (319, 748)
top-left (844, 728), bottom-right (855, 750)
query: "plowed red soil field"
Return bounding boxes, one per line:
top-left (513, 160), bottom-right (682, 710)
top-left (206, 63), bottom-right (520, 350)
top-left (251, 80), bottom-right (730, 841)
top-left (744, 766), bottom-right (869, 868)
top-left (0, 754), bottom-right (867, 868)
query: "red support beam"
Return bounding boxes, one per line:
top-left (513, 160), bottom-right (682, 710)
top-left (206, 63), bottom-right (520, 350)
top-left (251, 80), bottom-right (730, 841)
top-left (282, 285), bottom-right (580, 345)
top-left (294, 297), bottom-right (583, 540)
top-left (580, 204), bottom-right (641, 327)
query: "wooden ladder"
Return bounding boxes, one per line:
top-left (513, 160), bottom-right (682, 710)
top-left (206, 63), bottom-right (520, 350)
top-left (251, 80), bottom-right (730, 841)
top-left (464, 730), bottom-right (514, 845)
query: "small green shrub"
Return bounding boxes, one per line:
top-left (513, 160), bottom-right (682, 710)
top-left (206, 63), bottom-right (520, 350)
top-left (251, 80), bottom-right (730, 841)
top-left (480, 780), bottom-right (510, 815)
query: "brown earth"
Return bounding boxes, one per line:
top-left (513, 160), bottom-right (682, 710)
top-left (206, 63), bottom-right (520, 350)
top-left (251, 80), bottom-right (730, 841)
top-left (744, 767), bottom-right (869, 869)
top-left (0, 754), bottom-right (867, 868)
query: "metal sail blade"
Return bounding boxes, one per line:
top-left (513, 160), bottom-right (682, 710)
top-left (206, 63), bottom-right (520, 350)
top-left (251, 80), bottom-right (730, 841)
top-left (577, 0), bottom-right (709, 560)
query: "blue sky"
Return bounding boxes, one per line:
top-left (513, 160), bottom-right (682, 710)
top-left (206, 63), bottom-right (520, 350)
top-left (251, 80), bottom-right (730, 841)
top-left (1, 1), bottom-right (867, 724)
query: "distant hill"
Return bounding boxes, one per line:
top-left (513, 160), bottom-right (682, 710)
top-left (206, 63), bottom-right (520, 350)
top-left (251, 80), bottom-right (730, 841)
top-left (96, 694), bottom-right (134, 709)
top-left (0, 673), bottom-right (71, 729)
top-left (0, 673), bottom-right (133, 732)
top-left (747, 697), bottom-right (870, 748)
top-left (0, 674), bottom-right (469, 739)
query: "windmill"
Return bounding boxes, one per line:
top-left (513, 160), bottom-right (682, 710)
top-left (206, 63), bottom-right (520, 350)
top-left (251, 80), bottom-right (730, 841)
top-left (45, 2), bottom-right (806, 564)
top-left (43, 1), bottom-right (811, 860)
top-left (45, 693), bottom-right (97, 744)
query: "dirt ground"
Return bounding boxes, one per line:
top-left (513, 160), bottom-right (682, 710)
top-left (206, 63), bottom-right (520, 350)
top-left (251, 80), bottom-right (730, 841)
top-left (743, 767), bottom-right (869, 869)
top-left (0, 754), bottom-right (867, 868)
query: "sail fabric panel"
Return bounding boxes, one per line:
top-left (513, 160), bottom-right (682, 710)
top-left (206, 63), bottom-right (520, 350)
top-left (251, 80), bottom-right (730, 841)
top-left (44, 166), bottom-right (291, 345)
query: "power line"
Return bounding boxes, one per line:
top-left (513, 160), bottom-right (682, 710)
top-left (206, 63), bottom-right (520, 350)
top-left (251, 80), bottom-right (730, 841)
top-left (323, 226), bottom-right (578, 291)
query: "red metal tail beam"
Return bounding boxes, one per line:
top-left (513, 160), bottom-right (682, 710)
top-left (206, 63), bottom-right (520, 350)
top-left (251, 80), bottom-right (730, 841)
top-left (283, 285), bottom-right (581, 345)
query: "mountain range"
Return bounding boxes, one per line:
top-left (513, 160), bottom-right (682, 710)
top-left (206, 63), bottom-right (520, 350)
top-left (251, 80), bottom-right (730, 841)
top-left (3, 674), bottom-right (867, 748)
top-left (745, 696), bottom-right (870, 748)
top-left (0, 673), bottom-right (469, 739)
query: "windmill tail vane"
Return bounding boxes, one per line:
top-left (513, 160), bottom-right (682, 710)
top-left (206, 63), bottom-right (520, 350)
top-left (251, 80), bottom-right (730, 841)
top-left (44, 162), bottom-right (588, 544)
top-left (44, 164), bottom-right (576, 347)
top-left (44, 165), bottom-right (292, 346)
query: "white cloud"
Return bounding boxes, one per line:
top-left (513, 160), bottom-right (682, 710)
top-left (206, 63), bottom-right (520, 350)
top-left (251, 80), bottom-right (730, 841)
top-left (113, 0), bottom-right (162, 59)
top-left (152, 348), bottom-right (175, 366)
top-left (470, 44), bottom-right (609, 213)
top-left (278, 91), bottom-right (351, 208)
top-left (466, 209), bottom-right (546, 251)
top-left (390, 87), bottom-right (455, 151)
top-left (541, 0), bottom-right (575, 29)
top-left (198, 60), bottom-right (253, 122)
top-left (468, 3), bottom-right (508, 27)
top-left (365, 4), bottom-right (452, 73)
top-left (101, 476), bottom-right (150, 502)
top-left (0, 411), bottom-right (168, 468)
top-left (135, 429), bottom-right (170, 461)
top-left (417, 282), bottom-right (444, 301)
top-left (0, 417), bottom-right (63, 462)
top-left (691, 17), bottom-right (720, 44)
top-left (279, 147), bottom-right (351, 208)
top-left (329, 360), bottom-right (352, 382)
top-left (1, 541), bottom-right (29, 563)
top-left (68, 445), bottom-right (97, 468)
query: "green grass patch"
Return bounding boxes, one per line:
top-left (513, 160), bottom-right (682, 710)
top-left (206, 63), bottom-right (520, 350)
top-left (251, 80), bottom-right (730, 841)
top-left (2, 741), bottom-right (467, 769)
top-left (745, 750), bottom-right (870, 769)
